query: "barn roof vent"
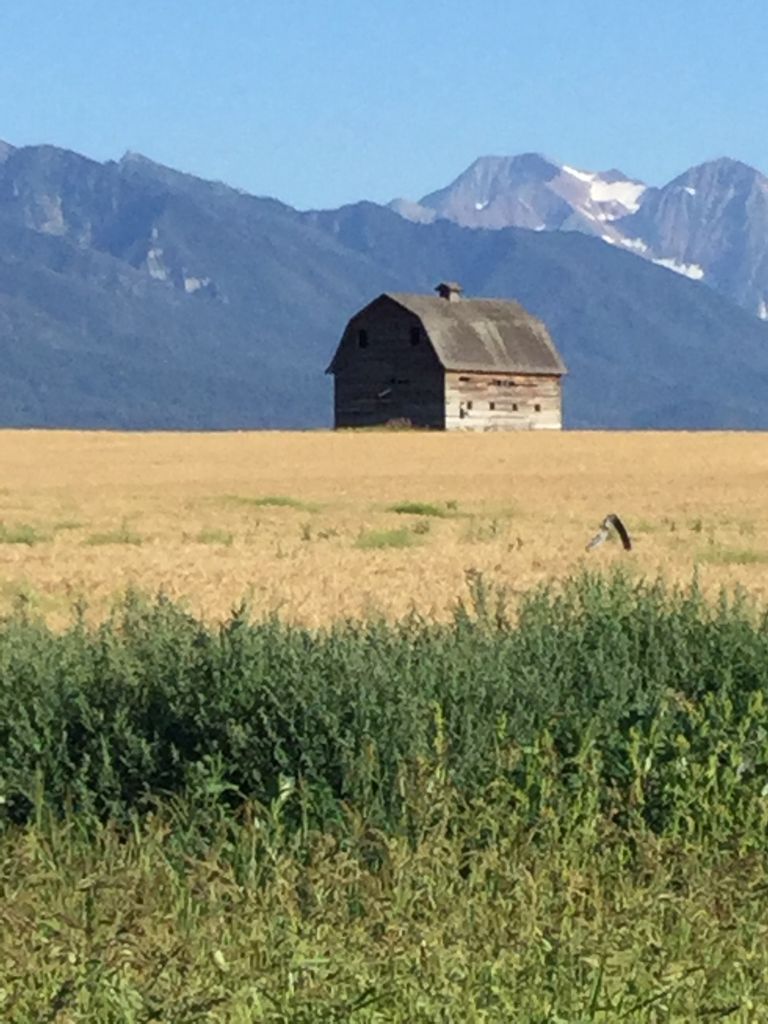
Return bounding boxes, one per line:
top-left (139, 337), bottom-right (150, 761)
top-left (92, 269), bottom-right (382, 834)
top-left (435, 281), bottom-right (463, 302)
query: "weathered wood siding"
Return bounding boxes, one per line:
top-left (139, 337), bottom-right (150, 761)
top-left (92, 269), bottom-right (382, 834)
top-left (445, 372), bottom-right (562, 431)
top-left (333, 301), bottom-right (445, 428)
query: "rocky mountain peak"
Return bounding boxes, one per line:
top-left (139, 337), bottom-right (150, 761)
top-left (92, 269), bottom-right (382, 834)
top-left (666, 157), bottom-right (768, 200)
top-left (613, 156), bottom-right (768, 314)
top-left (387, 154), bottom-right (645, 233)
top-left (460, 152), bottom-right (562, 183)
top-left (388, 151), bottom-right (768, 320)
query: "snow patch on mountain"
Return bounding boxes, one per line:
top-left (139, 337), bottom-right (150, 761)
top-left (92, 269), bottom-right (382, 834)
top-left (601, 234), bottom-right (652, 255)
top-left (146, 248), bottom-right (169, 281)
top-left (562, 164), bottom-right (594, 183)
top-left (652, 257), bottom-right (705, 280)
top-left (589, 177), bottom-right (646, 213)
top-left (563, 164), bottom-right (646, 216)
top-left (619, 237), bottom-right (649, 254)
top-left (184, 275), bottom-right (211, 294)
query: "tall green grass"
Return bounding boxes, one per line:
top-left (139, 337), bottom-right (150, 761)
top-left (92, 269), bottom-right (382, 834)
top-left (0, 521), bottom-right (49, 544)
top-left (3, 571), bottom-right (768, 1019)
top-left (355, 526), bottom-right (422, 549)
top-left (387, 500), bottom-right (457, 517)
top-left (4, 800), bottom-right (766, 1021)
top-left (222, 493), bottom-right (319, 511)
top-left (1, 570), bottom-right (768, 839)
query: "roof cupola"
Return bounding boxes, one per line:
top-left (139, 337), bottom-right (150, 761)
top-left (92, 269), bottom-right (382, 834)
top-left (435, 281), bottom-right (463, 302)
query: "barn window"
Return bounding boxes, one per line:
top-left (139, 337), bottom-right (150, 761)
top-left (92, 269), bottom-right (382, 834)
top-left (534, 403), bottom-right (541, 412)
top-left (489, 401), bottom-right (496, 411)
top-left (512, 403), bottom-right (518, 411)
top-left (358, 329), bottom-right (369, 348)
top-left (459, 375), bottom-right (470, 382)
top-left (410, 326), bottom-right (421, 346)
top-left (466, 400), bottom-right (473, 411)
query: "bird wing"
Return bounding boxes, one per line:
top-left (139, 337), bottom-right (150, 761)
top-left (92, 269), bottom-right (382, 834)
top-left (605, 513), bottom-right (632, 551)
top-left (585, 527), bottom-right (609, 552)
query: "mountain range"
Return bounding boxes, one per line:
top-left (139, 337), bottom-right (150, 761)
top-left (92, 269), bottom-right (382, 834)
top-left (1, 139), bottom-right (768, 429)
top-left (390, 153), bottom-right (768, 321)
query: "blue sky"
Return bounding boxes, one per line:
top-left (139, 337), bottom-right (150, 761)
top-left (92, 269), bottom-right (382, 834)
top-left (2, 0), bottom-right (766, 209)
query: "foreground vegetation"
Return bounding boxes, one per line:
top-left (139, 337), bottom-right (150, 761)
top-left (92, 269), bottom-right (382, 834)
top-left (3, 572), bottom-right (768, 1020)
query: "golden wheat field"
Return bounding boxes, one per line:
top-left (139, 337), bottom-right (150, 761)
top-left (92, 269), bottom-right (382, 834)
top-left (0, 429), bottom-right (766, 625)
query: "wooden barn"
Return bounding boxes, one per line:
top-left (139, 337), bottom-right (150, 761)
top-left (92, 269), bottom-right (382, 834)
top-left (326, 282), bottom-right (567, 431)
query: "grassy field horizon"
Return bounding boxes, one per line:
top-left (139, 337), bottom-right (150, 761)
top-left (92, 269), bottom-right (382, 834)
top-left (0, 428), bottom-right (766, 624)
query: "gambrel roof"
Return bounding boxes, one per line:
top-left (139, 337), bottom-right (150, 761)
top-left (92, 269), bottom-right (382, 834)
top-left (328, 291), bottom-right (566, 376)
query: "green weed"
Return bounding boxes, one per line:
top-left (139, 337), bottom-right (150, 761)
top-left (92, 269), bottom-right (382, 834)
top-left (52, 519), bottom-right (84, 532)
top-left (195, 527), bottom-right (234, 546)
top-left (0, 579), bottom-right (42, 607)
top-left (223, 494), bottom-right (319, 512)
top-left (85, 523), bottom-right (144, 546)
top-left (698, 545), bottom-right (768, 565)
top-left (355, 527), bottom-right (422, 549)
top-left (387, 501), bottom-right (456, 518)
top-left (0, 522), bottom-right (49, 545)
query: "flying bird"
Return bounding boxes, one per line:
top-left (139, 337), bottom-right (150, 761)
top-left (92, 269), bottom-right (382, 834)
top-left (586, 513), bottom-right (632, 552)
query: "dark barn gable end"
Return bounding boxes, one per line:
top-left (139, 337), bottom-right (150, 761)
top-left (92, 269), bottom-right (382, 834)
top-left (327, 283), bottom-right (567, 431)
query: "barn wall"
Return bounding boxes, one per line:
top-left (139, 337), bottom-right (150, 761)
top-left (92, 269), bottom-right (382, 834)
top-left (333, 300), bottom-right (445, 428)
top-left (445, 372), bottom-right (562, 431)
